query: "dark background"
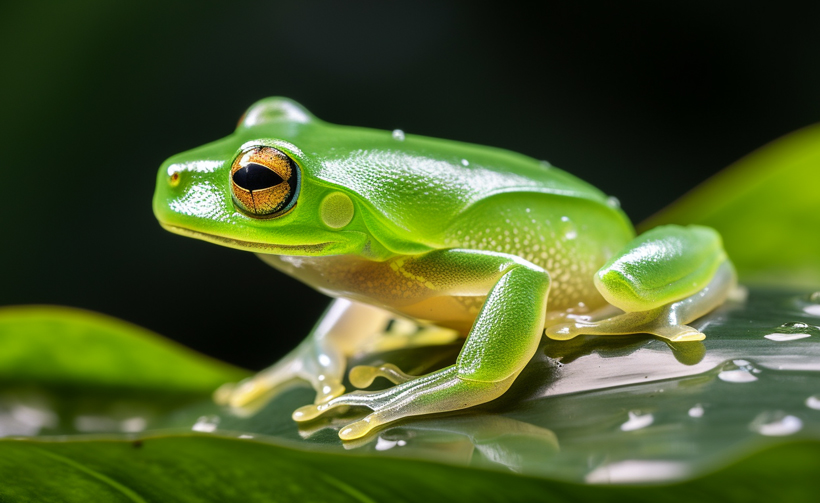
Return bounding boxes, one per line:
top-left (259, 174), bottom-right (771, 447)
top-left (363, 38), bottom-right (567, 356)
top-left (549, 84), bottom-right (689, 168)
top-left (2, 1), bottom-right (819, 371)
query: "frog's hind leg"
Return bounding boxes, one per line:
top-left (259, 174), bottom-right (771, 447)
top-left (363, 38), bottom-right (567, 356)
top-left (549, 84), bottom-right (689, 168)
top-left (546, 225), bottom-right (737, 342)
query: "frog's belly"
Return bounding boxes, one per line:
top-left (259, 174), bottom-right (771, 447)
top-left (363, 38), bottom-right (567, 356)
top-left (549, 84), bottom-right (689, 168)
top-left (396, 287), bottom-right (608, 335)
top-left (259, 237), bottom-right (611, 335)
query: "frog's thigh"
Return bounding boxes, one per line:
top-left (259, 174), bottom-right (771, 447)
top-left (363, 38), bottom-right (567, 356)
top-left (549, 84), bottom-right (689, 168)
top-left (293, 250), bottom-right (551, 440)
top-left (547, 225), bottom-right (736, 342)
top-left (215, 299), bottom-right (393, 408)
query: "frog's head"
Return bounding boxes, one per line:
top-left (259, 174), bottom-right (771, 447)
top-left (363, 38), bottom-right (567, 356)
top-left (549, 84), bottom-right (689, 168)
top-left (153, 97), bottom-right (391, 258)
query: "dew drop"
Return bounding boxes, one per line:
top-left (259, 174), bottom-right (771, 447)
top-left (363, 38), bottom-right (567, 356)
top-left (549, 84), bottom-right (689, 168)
top-left (121, 417), bottom-right (147, 433)
top-left (718, 359), bottom-right (759, 383)
top-left (750, 412), bottom-right (802, 436)
top-left (808, 291), bottom-right (820, 303)
top-left (585, 460), bottom-right (688, 484)
top-left (804, 304), bottom-right (820, 316)
top-left (805, 394), bottom-right (820, 409)
top-left (620, 411), bottom-right (653, 431)
top-left (192, 415), bottom-right (220, 432)
top-left (540, 160), bottom-right (552, 169)
top-left (606, 196), bottom-right (621, 209)
top-left (765, 321), bottom-right (818, 341)
top-left (391, 129), bottom-right (406, 141)
top-left (781, 321), bottom-right (810, 329)
top-left (688, 404), bottom-right (704, 418)
top-left (375, 437), bottom-right (399, 451)
top-left (765, 333), bottom-right (811, 342)
top-left (461, 159), bottom-right (469, 166)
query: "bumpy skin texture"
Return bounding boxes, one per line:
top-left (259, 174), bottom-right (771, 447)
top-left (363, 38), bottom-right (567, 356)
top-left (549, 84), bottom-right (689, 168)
top-left (153, 98), bottom-right (735, 439)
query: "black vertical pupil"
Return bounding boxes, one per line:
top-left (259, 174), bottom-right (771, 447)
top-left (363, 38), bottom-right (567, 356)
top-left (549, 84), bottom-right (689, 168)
top-left (233, 163), bottom-right (284, 191)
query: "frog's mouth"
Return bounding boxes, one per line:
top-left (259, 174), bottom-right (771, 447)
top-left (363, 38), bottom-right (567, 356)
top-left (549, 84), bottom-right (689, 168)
top-left (160, 223), bottom-right (333, 254)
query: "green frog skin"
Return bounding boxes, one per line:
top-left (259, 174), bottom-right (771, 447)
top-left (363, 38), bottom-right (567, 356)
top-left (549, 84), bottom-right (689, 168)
top-left (153, 98), bottom-right (735, 440)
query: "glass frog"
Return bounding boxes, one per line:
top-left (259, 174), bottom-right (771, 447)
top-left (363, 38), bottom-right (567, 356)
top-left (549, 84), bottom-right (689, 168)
top-left (153, 98), bottom-right (736, 440)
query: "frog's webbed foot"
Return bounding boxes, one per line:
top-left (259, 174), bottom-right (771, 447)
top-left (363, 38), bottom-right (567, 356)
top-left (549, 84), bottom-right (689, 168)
top-left (546, 312), bottom-right (704, 342)
top-left (214, 341), bottom-right (347, 409)
top-left (293, 366), bottom-right (516, 440)
top-left (215, 299), bottom-right (394, 409)
top-left (546, 260), bottom-right (736, 342)
top-left (293, 249), bottom-right (553, 440)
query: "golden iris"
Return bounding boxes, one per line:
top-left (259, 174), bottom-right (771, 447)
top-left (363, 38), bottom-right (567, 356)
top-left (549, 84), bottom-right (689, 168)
top-left (230, 147), bottom-right (299, 217)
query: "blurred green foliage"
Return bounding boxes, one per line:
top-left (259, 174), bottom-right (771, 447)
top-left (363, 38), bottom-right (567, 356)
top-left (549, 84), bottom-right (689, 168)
top-left (642, 123), bottom-right (820, 288)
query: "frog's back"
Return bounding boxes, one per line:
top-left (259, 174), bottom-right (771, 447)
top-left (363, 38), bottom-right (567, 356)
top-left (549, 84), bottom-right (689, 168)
top-left (300, 124), bottom-right (627, 246)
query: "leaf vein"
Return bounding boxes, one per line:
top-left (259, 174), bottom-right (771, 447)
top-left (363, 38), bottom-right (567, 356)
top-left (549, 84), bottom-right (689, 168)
top-left (317, 472), bottom-right (379, 503)
top-left (30, 447), bottom-right (148, 503)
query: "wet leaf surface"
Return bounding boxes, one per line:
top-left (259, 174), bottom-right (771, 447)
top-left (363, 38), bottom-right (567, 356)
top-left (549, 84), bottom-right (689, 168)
top-left (2, 290), bottom-right (820, 500)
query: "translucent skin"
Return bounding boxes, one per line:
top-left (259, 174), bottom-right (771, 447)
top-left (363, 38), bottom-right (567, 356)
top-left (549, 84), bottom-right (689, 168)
top-left (154, 98), bottom-right (735, 440)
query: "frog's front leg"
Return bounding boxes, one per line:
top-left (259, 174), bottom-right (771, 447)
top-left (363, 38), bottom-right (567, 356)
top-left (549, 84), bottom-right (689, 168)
top-left (547, 225), bottom-right (736, 342)
top-left (293, 249), bottom-right (551, 440)
top-left (215, 299), bottom-right (392, 408)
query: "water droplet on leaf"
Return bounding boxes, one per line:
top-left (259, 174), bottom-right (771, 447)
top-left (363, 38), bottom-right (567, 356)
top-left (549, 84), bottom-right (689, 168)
top-left (750, 412), bottom-right (802, 436)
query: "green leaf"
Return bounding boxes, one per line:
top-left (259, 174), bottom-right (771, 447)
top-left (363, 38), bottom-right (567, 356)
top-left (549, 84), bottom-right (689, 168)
top-left (0, 305), bottom-right (249, 393)
top-left (639, 123), bottom-right (820, 288)
top-left (1, 435), bottom-right (819, 502)
top-left (2, 290), bottom-right (820, 502)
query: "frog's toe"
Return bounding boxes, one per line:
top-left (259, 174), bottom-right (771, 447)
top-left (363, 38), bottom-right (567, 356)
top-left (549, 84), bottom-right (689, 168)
top-left (313, 380), bottom-right (346, 404)
top-left (214, 378), bottom-right (270, 408)
top-left (544, 322), bottom-right (586, 341)
top-left (339, 414), bottom-right (391, 440)
top-left (349, 363), bottom-right (415, 388)
top-left (293, 389), bottom-right (375, 422)
top-left (651, 325), bottom-right (705, 342)
top-left (294, 366), bottom-right (514, 440)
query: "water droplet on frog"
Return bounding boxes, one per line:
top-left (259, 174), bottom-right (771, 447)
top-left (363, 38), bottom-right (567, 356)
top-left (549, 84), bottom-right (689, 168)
top-left (607, 196), bottom-right (621, 208)
top-left (192, 415), bottom-right (220, 432)
top-left (620, 411), bottom-right (653, 431)
top-left (559, 216), bottom-right (577, 240)
top-left (688, 404), bottom-right (704, 418)
top-left (805, 394), bottom-right (820, 410)
top-left (391, 129), bottom-right (405, 141)
top-left (718, 359), bottom-right (760, 383)
top-left (750, 411), bottom-right (802, 436)
top-left (461, 159), bottom-right (469, 166)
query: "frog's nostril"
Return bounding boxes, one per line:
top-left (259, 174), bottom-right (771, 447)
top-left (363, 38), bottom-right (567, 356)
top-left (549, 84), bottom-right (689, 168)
top-left (232, 163), bottom-right (284, 191)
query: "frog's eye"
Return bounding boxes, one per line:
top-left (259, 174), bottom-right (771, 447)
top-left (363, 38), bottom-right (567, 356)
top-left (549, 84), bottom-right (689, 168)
top-left (230, 147), bottom-right (300, 217)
